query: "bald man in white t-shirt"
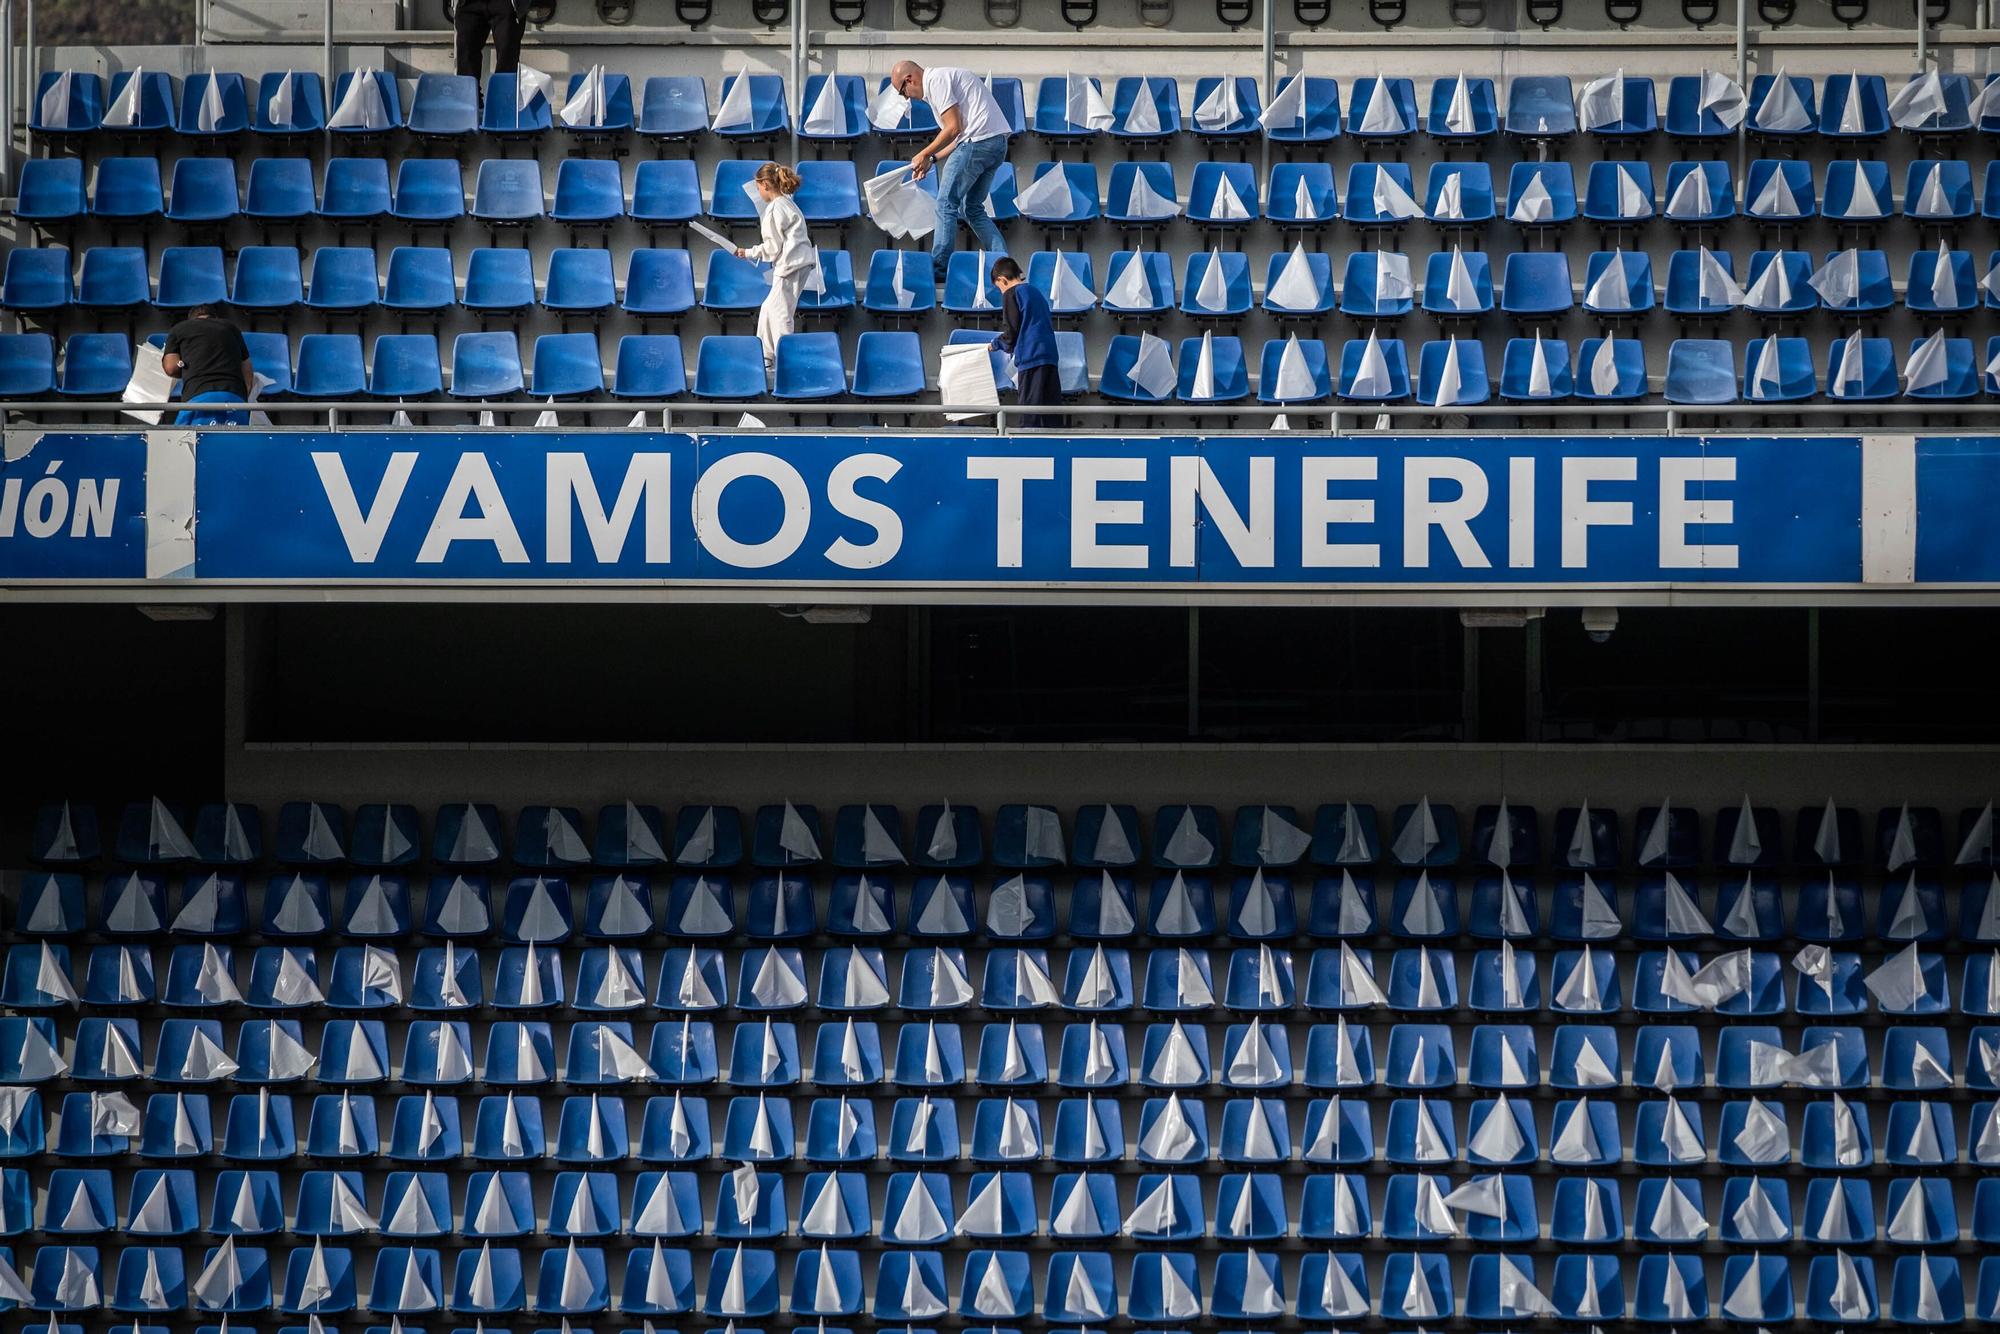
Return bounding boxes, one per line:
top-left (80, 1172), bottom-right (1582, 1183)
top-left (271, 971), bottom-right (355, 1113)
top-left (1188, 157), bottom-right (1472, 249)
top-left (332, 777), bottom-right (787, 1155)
top-left (891, 60), bottom-right (1013, 280)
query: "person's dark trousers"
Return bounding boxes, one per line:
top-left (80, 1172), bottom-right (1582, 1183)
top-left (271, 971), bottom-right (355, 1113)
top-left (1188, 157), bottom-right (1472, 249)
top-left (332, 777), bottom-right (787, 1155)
top-left (1014, 364), bottom-right (1063, 429)
top-left (455, 0), bottom-right (526, 79)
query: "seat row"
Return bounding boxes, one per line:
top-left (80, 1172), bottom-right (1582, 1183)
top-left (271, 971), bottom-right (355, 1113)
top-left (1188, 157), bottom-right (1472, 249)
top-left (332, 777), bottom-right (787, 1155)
top-left (3, 1006), bottom-right (1993, 1090)
top-left (1, 1237), bottom-right (1992, 1322)
top-left (12, 930), bottom-right (2000, 1015)
top-left (18, 863), bottom-right (2000, 951)
top-left (28, 154), bottom-right (2000, 234)
top-left (22, 242), bottom-right (2000, 326)
top-left (21, 325), bottom-right (2000, 408)
top-left (8, 1081), bottom-right (1992, 1166)
top-left (38, 797), bottom-right (1994, 872)
top-left (29, 67), bottom-right (2000, 142)
top-left (18, 1163), bottom-right (2000, 1246)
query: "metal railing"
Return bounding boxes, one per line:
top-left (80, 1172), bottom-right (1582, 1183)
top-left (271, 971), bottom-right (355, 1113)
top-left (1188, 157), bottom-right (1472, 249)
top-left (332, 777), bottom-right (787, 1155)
top-left (11, 397), bottom-right (2000, 434)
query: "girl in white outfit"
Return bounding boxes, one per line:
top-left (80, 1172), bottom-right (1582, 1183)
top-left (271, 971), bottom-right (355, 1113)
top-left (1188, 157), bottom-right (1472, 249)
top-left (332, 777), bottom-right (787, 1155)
top-left (736, 162), bottom-right (815, 373)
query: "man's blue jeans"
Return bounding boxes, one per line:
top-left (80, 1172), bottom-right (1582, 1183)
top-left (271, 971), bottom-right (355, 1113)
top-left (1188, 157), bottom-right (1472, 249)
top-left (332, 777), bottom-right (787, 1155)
top-left (929, 134), bottom-right (1010, 279)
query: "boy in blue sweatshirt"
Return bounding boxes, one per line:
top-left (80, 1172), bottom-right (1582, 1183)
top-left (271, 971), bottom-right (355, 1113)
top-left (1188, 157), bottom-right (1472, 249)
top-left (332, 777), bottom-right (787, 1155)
top-left (989, 257), bottom-right (1063, 429)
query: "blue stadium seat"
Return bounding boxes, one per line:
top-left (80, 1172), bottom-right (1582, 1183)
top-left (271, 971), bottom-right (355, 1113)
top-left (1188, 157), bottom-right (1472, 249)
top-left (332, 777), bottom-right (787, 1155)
top-left (1344, 162), bottom-right (1422, 227)
top-left (543, 249), bottom-right (617, 314)
top-left (231, 246), bottom-right (304, 311)
top-left (1181, 250), bottom-right (1252, 317)
top-left (1583, 72), bottom-right (1657, 135)
top-left (1263, 75), bottom-right (1342, 143)
top-left (1908, 246), bottom-right (1977, 313)
top-left (31, 69), bottom-right (105, 134)
top-left (1014, 161), bottom-right (1099, 224)
top-left (1905, 335), bottom-right (1979, 400)
top-left (550, 158), bottom-right (624, 228)
top-left (852, 330), bottom-right (925, 398)
top-left (1338, 251), bottom-right (1413, 319)
top-left (1505, 161), bottom-right (1578, 226)
top-left (1665, 72), bottom-right (1741, 138)
top-left (328, 71), bottom-right (403, 135)
top-left (1582, 160), bottom-right (1654, 221)
top-left (694, 335), bottom-right (769, 399)
top-left (1507, 74), bottom-right (1577, 136)
top-left (179, 72), bottom-right (250, 136)
top-left (1348, 76), bottom-right (1418, 137)
top-left (1748, 72), bottom-right (1818, 136)
top-left (1581, 249), bottom-right (1654, 313)
top-left (1425, 162), bottom-right (1495, 223)
top-left (1499, 335), bottom-right (1571, 400)
top-left (1666, 339), bottom-right (1739, 403)
top-left (390, 159), bottom-right (465, 224)
top-left (1415, 336), bottom-right (1490, 406)
top-left (1267, 162), bottom-right (1336, 226)
top-left (242, 157), bottom-right (314, 221)
top-left (58, 332), bottom-right (132, 397)
top-left (301, 248), bottom-right (379, 314)
top-left (1908, 159), bottom-right (1974, 219)
top-left (1426, 73), bottom-right (1498, 137)
top-left (795, 160), bottom-right (861, 224)
top-left (1, 246), bottom-right (70, 311)
top-left (1112, 75), bottom-right (1181, 138)
top-left (253, 70), bottom-right (324, 134)
top-left (1175, 334), bottom-right (1248, 403)
top-left (481, 72), bottom-right (555, 134)
top-left (711, 73), bottom-right (790, 139)
top-left (1824, 159), bottom-right (1893, 221)
top-left (1821, 71), bottom-right (1889, 137)
top-left (292, 332), bottom-right (366, 400)
top-left (700, 250), bottom-right (771, 313)
top-left (1183, 162), bottom-right (1257, 229)
top-left (638, 75), bottom-right (709, 139)
top-left (1257, 336), bottom-right (1332, 403)
top-left (531, 333), bottom-right (605, 397)
top-left (862, 249), bottom-right (936, 315)
top-left (1827, 334), bottom-right (1899, 400)
top-left (1501, 251), bottom-right (1573, 315)
top-left (449, 332), bottom-right (524, 399)
top-left (797, 73), bottom-right (867, 141)
top-left (1663, 160), bottom-right (1734, 222)
top-left (464, 248), bottom-right (535, 312)
top-left (1336, 335), bottom-right (1410, 400)
top-left (16, 157), bottom-right (87, 224)
top-left (105, 69), bottom-right (179, 132)
top-left (1105, 161), bottom-right (1181, 226)
top-left (1027, 249), bottom-right (1096, 314)
top-left (472, 159), bottom-right (543, 225)
top-left (380, 247), bottom-right (455, 316)
top-left (557, 69), bottom-right (634, 137)
top-left (91, 156), bottom-right (164, 219)
top-left (319, 157), bottom-right (391, 222)
top-left (773, 331), bottom-right (847, 401)
top-left (1422, 247), bottom-right (1494, 314)
top-left (612, 335), bottom-right (687, 398)
top-left (0, 332), bottom-right (57, 396)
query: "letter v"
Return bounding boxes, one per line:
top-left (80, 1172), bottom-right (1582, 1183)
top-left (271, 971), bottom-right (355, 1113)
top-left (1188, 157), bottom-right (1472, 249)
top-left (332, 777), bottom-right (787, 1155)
top-left (313, 452), bottom-right (418, 562)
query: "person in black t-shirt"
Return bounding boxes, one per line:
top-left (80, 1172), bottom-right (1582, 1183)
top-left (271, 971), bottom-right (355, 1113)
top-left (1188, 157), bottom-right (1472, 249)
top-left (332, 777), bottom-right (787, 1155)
top-left (163, 304), bottom-right (252, 426)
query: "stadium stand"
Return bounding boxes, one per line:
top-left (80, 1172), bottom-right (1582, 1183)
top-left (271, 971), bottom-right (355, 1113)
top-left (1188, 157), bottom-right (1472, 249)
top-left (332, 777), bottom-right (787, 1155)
top-left (11, 41), bottom-right (2000, 423)
top-left (3, 793), bottom-right (2000, 1325)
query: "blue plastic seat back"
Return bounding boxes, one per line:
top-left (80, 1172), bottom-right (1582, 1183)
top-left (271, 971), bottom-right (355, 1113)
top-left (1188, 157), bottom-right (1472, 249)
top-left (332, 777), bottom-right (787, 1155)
top-left (862, 249), bottom-right (936, 314)
top-left (552, 158), bottom-right (625, 224)
top-left (244, 157), bottom-right (315, 219)
top-left (1182, 249), bottom-right (1251, 315)
top-left (105, 70), bottom-right (178, 131)
top-left (1823, 160), bottom-right (1892, 220)
top-left (32, 70), bottom-right (105, 132)
top-left (1175, 334), bottom-right (1248, 401)
top-left (1582, 160), bottom-right (1654, 220)
top-left (1257, 336), bottom-right (1331, 402)
top-left (1662, 159), bottom-right (1734, 220)
top-left (1344, 161), bottom-right (1419, 224)
top-left (1264, 76), bottom-right (1342, 142)
top-left (166, 156), bottom-right (240, 223)
top-left (1581, 249), bottom-right (1653, 312)
top-left (1416, 336), bottom-right (1491, 405)
top-left (1346, 76), bottom-right (1418, 136)
top-left (1664, 338), bottom-right (1739, 404)
top-left (473, 159), bottom-right (544, 222)
top-left (179, 72), bottom-right (250, 134)
top-left (1262, 248), bottom-right (1334, 314)
top-left (450, 332), bottom-right (525, 399)
top-left (392, 158), bottom-right (466, 223)
top-left (532, 332), bottom-right (605, 396)
top-left (1908, 158), bottom-right (1974, 219)
top-left (231, 245), bottom-right (303, 309)
top-left (639, 75), bottom-right (709, 137)
top-left (1421, 247), bottom-right (1494, 314)
top-left (797, 73), bottom-right (868, 140)
top-left (623, 249), bottom-right (696, 317)
top-left (0, 333), bottom-right (56, 396)
top-left (713, 73), bottom-right (790, 136)
top-left (544, 248), bottom-right (617, 312)
top-left (694, 335), bottom-right (768, 399)
top-left (1748, 73), bottom-right (1818, 133)
top-left (57, 334), bottom-right (131, 397)
top-left (320, 157), bottom-right (391, 221)
top-left (629, 158), bottom-right (701, 225)
top-left (1186, 75), bottom-right (1261, 135)
top-left (1504, 161), bottom-right (1578, 223)
top-left (1026, 249), bottom-right (1096, 313)
top-left (701, 250), bottom-right (771, 312)
top-left (156, 245), bottom-right (227, 308)
top-left (613, 334), bottom-right (687, 398)
top-left (707, 159), bottom-right (763, 221)
top-left (1337, 336), bottom-right (1412, 400)
top-left (1112, 75), bottom-right (1181, 136)
top-left (1501, 251), bottom-right (1574, 315)
top-left (303, 247), bottom-right (379, 312)
top-left (1099, 334), bottom-right (1172, 403)
top-left (941, 250), bottom-right (1005, 313)
top-left (1186, 161), bottom-right (1258, 226)
top-left (773, 331), bottom-right (847, 400)
top-left (464, 248), bottom-right (535, 311)
top-left (795, 160), bottom-right (861, 224)
top-left (368, 334), bottom-right (442, 397)
top-left (16, 158), bottom-right (87, 222)
top-left (329, 70), bottom-right (404, 132)
top-left (559, 69), bottom-right (634, 132)
top-left (1106, 161), bottom-right (1182, 223)
top-left (853, 330), bottom-right (925, 398)
top-left (382, 246), bottom-right (455, 312)
top-left (92, 157), bottom-right (164, 218)
top-left (1507, 74), bottom-right (1577, 136)
top-left (1016, 161), bottom-right (1100, 223)
top-left (1425, 74), bottom-right (1498, 136)
top-left (1820, 72), bottom-right (1888, 136)
top-left (408, 73), bottom-right (478, 137)
top-left (1665, 73), bottom-right (1735, 137)
top-left (254, 70), bottom-right (325, 132)
top-left (1033, 75), bottom-right (1110, 137)
top-left (1267, 161), bottom-right (1337, 225)
top-left (2, 247), bottom-right (72, 310)
top-left (1424, 162), bottom-right (1495, 222)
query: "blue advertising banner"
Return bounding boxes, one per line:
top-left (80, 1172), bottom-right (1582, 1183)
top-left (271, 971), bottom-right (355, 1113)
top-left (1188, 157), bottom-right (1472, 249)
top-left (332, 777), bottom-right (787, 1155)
top-left (1, 430), bottom-right (1992, 594)
top-left (0, 432), bottom-right (152, 579)
top-left (187, 433), bottom-right (1870, 586)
